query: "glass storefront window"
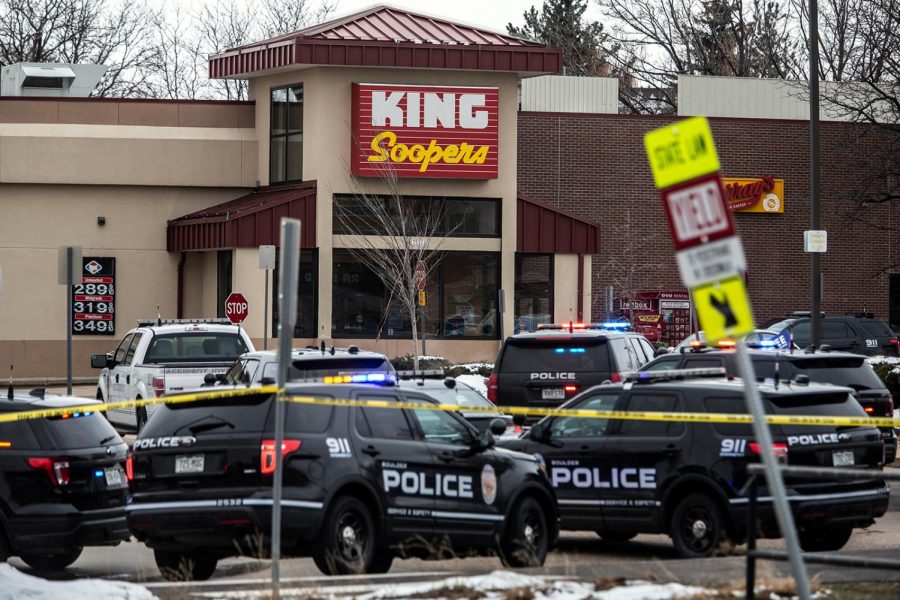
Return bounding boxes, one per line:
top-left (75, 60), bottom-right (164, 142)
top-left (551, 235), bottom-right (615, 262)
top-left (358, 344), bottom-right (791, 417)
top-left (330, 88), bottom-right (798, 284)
top-left (270, 84), bottom-right (303, 184)
top-left (332, 251), bottom-right (499, 339)
top-left (514, 254), bottom-right (553, 333)
top-left (272, 250), bottom-right (317, 338)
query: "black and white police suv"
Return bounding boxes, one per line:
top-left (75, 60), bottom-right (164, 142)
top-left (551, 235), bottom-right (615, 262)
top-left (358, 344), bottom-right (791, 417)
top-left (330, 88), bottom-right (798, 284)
top-left (126, 379), bottom-right (558, 580)
top-left (645, 347), bottom-right (898, 464)
top-left (0, 389), bottom-right (129, 572)
top-left (488, 322), bottom-right (657, 412)
top-left (499, 369), bottom-right (889, 558)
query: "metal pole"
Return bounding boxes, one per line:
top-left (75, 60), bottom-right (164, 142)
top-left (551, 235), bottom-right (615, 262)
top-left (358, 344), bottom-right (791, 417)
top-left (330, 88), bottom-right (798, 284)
top-left (66, 246), bottom-right (73, 396)
top-left (734, 343), bottom-right (811, 599)
top-left (745, 477), bottom-right (758, 599)
top-left (271, 218), bottom-right (300, 598)
top-left (810, 0), bottom-right (822, 347)
top-left (264, 270), bottom-right (269, 351)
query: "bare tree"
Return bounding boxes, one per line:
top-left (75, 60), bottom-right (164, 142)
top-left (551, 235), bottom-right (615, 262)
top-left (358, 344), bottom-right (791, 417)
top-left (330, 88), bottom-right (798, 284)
top-left (598, 0), bottom-right (801, 113)
top-left (151, 3), bottom-right (206, 99)
top-left (599, 210), bottom-right (667, 315)
top-left (335, 170), bottom-right (457, 370)
top-left (0, 0), bottom-right (158, 97)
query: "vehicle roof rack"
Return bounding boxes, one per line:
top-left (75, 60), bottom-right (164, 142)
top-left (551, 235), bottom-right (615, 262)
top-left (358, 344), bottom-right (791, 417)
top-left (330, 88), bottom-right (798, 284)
top-left (137, 318), bottom-right (233, 327)
top-left (625, 367), bottom-right (727, 383)
top-left (790, 311), bottom-right (826, 318)
top-left (848, 311), bottom-right (875, 319)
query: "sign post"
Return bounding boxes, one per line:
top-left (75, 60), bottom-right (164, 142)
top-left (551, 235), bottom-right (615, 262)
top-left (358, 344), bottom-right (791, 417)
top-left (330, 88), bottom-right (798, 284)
top-left (260, 245), bottom-right (276, 350)
top-left (644, 117), bottom-right (811, 600)
top-left (272, 219), bottom-right (300, 598)
top-left (58, 246), bottom-right (82, 396)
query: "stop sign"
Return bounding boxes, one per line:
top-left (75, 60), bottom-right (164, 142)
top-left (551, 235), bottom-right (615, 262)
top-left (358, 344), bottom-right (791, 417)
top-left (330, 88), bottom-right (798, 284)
top-left (225, 292), bottom-right (249, 324)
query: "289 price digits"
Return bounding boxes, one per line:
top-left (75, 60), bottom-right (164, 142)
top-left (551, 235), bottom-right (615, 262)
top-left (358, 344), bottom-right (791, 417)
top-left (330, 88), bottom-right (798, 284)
top-left (73, 282), bottom-right (114, 295)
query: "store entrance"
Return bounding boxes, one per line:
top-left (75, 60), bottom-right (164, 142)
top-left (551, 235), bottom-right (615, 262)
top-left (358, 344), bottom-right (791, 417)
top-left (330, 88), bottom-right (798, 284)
top-left (890, 274), bottom-right (900, 334)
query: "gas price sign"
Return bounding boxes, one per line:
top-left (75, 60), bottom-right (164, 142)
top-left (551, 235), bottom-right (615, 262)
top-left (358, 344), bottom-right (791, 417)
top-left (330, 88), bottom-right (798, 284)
top-left (72, 257), bottom-right (116, 335)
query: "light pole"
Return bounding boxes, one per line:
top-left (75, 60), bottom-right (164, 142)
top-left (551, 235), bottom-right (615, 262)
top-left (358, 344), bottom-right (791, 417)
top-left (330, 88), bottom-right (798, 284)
top-left (810, 0), bottom-right (822, 346)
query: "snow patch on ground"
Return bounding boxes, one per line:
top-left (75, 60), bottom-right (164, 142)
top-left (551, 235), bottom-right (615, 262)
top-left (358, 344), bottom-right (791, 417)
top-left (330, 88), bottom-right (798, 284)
top-left (0, 564), bottom-right (156, 600)
top-left (454, 362), bottom-right (494, 373)
top-left (356, 571), bottom-right (710, 600)
top-left (455, 374), bottom-right (488, 396)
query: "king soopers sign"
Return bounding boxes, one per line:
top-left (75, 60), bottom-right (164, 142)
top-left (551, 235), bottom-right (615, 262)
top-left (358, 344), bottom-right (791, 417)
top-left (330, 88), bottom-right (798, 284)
top-left (351, 83), bottom-right (499, 179)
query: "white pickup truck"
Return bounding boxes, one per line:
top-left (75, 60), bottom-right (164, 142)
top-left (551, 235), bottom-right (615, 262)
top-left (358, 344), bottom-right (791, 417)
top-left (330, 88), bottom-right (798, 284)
top-left (91, 319), bottom-right (254, 431)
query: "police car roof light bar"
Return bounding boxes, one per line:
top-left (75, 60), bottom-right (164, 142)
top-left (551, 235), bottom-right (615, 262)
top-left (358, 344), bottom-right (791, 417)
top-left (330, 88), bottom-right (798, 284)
top-left (137, 318), bottom-right (233, 327)
top-left (625, 367), bottom-right (727, 383)
top-left (397, 369), bottom-right (444, 380)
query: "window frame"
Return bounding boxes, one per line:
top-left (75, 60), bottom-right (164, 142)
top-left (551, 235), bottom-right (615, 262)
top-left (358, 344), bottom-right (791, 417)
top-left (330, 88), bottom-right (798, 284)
top-left (269, 83), bottom-right (304, 185)
top-left (614, 392), bottom-right (685, 438)
top-left (333, 194), bottom-right (501, 238)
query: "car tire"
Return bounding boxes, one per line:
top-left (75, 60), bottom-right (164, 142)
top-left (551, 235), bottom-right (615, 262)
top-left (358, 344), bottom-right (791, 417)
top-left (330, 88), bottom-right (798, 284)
top-left (313, 496), bottom-right (378, 575)
top-left (20, 547), bottom-right (83, 572)
top-left (799, 527), bottom-right (852, 552)
top-left (670, 493), bottom-right (727, 558)
top-left (499, 496), bottom-right (549, 568)
top-left (136, 404), bottom-right (148, 433)
top-left (154, 549), bottom-right (218, 581)
top-left (596, 530), bottom-right (637, 543)
top-left (0, 530), bottom-right (11, 563)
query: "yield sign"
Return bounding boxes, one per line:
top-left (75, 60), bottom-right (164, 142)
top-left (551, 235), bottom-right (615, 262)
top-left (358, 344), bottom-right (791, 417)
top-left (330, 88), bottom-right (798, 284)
top-left (661, 174), bottom-right (734, 250)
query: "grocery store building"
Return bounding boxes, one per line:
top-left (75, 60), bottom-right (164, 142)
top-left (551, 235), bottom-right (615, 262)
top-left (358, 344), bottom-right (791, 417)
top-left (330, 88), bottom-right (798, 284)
top-left (1, 5), bottom-right (897, 379)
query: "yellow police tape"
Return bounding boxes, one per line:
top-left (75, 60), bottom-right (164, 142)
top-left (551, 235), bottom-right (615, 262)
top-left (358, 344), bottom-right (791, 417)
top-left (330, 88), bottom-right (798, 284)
top-left (4, 384), bottom-right (899, 429)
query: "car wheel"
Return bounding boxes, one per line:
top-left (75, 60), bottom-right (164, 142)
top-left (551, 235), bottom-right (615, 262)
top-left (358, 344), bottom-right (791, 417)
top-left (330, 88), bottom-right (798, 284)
top-left (499, 496), bottom-right (548, 568)
top-left (596, 530), bottom-right (637, 543)
top-left (670, 494), bottom-right (726, 558)
top-left (136, 404), bottom-right (148, 433)
top-left (313, 496), bottom-right (378, 575)
top-left (154, 549), bottom-right (218, 581)
top-left (0, 530), bottom-right (11, 563)
top-left (20, 547), bottom-right (83, 572)
top-left (799, 527), bottom-right (852, 552)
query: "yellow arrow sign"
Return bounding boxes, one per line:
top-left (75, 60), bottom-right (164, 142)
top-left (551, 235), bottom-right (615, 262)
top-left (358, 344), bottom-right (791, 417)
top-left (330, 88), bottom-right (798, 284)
top-left (644, 116), bottom-right (720, 189)
top-left (692, 276), bottom-right (755, 343)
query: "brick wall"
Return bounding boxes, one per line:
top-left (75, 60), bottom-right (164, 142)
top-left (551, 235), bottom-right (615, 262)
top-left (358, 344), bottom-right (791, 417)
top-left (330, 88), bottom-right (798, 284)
top-left (517, 112), bottom-right (897, 325)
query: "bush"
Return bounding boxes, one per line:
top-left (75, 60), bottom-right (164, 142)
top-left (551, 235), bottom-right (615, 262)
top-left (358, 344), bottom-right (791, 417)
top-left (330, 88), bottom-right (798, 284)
top-left (390, 355), bottom-right (450, 372)
top-left (871, 361), bottom-right (900, 401)
top-left (445, 363), bottom-right (494, 378)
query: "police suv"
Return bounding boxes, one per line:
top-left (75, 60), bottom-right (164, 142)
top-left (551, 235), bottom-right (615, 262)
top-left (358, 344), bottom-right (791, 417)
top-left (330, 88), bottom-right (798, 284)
top-left (499, 369), bottom-right (889, 558)
top-left (488, 323), bottom-right (657, 412)
top-left (126, 380), bottom-right (558, 580)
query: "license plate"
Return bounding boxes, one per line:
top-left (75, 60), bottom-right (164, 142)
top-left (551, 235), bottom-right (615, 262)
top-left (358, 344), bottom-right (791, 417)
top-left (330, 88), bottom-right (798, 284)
top-left (104, 466), bottom-right (124, 487)
top-left (832, 450), bottom-right (855, 467)
top-left (542, 388), bottom-right (565, 400)
top-left (175, 454), bottom-right (205, 474)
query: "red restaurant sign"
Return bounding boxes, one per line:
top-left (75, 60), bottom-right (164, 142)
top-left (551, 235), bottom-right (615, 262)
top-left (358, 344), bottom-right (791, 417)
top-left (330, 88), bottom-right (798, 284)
top-left (351, 83), bottom-right (499, 179)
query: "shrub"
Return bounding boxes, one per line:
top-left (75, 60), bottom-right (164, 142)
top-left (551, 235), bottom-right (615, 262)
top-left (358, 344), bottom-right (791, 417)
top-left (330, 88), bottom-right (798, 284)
top-left (871, 361), bottom-right (900, 401)
top-left (390, 355), bottom-right (450, 372)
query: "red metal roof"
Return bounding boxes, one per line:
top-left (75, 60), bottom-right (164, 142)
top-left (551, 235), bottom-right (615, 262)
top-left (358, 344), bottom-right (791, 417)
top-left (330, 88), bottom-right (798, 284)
top-left (517, 194), bottom-right (600, 254)
top-left (209, 5), bottom-right (561, 78)
top-left (167, 182), bottom-right (317, 251)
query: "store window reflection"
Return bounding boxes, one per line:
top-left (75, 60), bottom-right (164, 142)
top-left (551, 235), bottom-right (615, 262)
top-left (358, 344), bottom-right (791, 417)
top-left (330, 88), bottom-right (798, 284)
top-left (332, 250), bottom-right (499, 339)
top-left (514, 254), bottom-right (553, 333)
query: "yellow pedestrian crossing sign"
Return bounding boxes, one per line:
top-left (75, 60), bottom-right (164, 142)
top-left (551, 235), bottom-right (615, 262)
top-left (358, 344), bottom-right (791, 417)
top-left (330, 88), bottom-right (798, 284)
top-left (644, 116), bottom-right (720, 189)
top-left (692, 276), bottom-right (755, 343)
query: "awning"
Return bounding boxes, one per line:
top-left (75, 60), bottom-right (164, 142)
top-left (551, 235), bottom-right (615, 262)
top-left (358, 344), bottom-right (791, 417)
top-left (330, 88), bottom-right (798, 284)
top-left (167, 182), bottom-right (317, 251)
top-left (517, 194), bottom-right (600, 254)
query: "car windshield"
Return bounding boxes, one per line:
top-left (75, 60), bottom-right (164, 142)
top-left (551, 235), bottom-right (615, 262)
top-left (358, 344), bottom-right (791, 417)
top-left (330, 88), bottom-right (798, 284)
top-left (765, 319), bottom-right (796, 333)
top-left (410, 385), bottom-right (497, 411)
top-left (502, 339), bottom-right (607, 372)
top-left (41, 411), bottom-right (119, 449)
top-left (144, 333), bottom-right (248, 363)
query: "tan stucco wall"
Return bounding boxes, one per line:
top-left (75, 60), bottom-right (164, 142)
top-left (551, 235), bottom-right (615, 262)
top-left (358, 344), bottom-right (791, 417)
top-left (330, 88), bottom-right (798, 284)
top-left (249, 66), bottom-right (520, 341)
top-left (553, 254), bottom-right (580, 323)
top-left (582, 256), bottom-right (592, 323)
top-left (231, 247), bottom-right (272, 339)
top-left (0, 184), bottom-right (248, 378)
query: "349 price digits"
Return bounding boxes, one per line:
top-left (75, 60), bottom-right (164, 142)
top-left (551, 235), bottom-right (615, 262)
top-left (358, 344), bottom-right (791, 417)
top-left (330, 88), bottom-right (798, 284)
top-left (73, 320), bottom-right (115, 333)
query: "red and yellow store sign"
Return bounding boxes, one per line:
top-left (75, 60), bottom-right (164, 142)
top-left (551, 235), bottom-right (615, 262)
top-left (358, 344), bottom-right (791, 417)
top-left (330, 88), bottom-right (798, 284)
top-left (351, 83), bottom-right (499, 179)
top-left (722, 176), bottom-right (784, 213)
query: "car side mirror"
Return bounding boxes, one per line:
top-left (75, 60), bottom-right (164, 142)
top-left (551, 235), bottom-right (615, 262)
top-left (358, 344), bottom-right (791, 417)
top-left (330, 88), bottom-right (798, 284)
top-left (477, 429), bottom-right (496, 451)
top-left (512, 413), bottom-right (527, 427)
top-left (655, 347), bottom-right (669, 356)
top-left (90, 354), bottom-right (107, 369)
top-left (489, 418), bottom-right (507, 437)
top-left (530, 422), bottom-right (547, 441)
top-left (203, 373), bottom-right (217, 385)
